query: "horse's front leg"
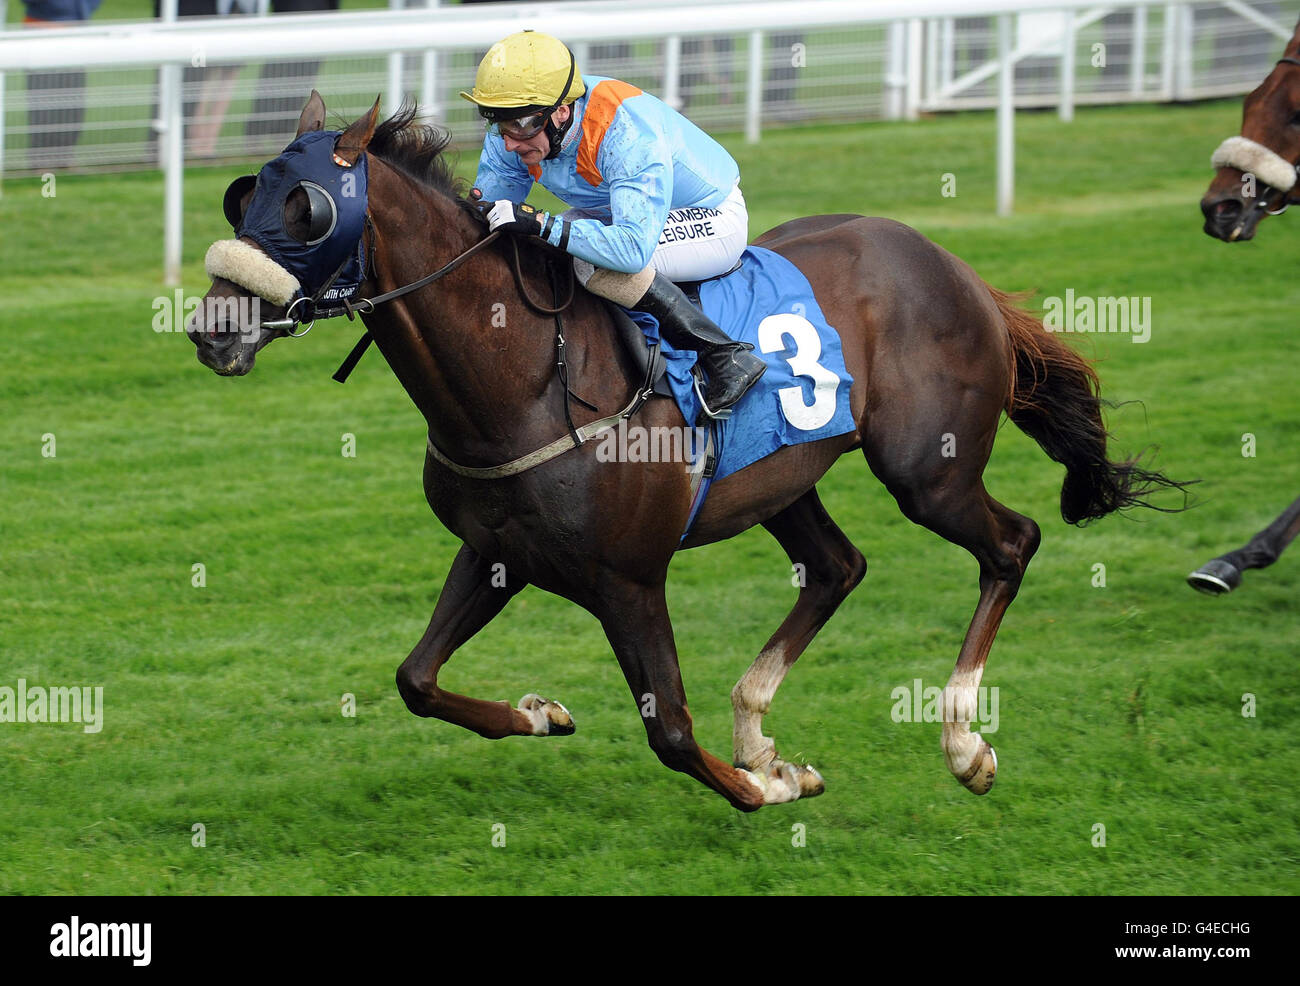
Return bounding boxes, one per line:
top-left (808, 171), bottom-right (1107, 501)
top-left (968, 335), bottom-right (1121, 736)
top-left (396, 543), bottom-right (574, 739)
top-left (595, 581), bottom-right (768, 812)
top-left (1188, 494), bottom-right (1300, 594)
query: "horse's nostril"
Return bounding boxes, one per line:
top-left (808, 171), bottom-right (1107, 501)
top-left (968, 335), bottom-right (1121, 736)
top-left (1204, 197), bottom-right (1241, 221)
top-left (205, 322), bottom-right (238, 348)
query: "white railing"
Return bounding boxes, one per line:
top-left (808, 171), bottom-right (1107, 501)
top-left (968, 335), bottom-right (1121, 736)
top-left (1, 0), bottom-right (1294, 281)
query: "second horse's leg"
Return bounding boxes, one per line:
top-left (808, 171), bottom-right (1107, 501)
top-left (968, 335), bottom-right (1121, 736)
top-left (1188, 494), bottom-right (1300, 594)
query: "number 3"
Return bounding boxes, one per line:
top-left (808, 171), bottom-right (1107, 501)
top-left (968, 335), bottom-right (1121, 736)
top-left (757, 313), bottom-right (840, 431)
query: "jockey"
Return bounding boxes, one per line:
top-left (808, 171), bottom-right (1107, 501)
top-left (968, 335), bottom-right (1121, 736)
top-left (461, 30), bottom-right (766, 417)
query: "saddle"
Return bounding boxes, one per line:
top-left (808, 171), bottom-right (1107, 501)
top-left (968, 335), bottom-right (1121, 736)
top-left (601, 260), bottom-right (745, 405)
top-left (605, 301), bottom-right (672, 399)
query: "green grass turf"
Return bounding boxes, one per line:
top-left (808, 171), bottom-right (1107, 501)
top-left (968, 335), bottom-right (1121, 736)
top-left (1, 98), bottom-right (1297, 895)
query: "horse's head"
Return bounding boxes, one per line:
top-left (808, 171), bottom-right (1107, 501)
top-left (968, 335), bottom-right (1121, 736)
top-left (188, 91), bottom-right (380, 374)
top-left (1203, 56), bottom-right (1300, 241)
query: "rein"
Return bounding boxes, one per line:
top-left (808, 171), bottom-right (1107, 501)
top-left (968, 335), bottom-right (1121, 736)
top-left (258, 193), bottom-right (646, 480)
top-left (261, 199), bottom-right (575, 334)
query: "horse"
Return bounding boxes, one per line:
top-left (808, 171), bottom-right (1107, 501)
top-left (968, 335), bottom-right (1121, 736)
top-left (187, 92), bottom-right (1184, 811)
top-left (1195, 28), bottom-right (1300, 595)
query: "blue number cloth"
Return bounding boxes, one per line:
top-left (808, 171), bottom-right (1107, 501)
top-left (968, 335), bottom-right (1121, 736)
top-left (628, 245), bottom-right (856, 484)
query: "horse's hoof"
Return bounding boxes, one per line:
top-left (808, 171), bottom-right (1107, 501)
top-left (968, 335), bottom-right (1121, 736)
top-left (741, 759), bottom-right (825, 804)
top-left (955, 739), bottom-right (997, 796)
top-left (1187, 559), bottom-right (1241, 595)
top-left (787, 760), bottom-right (826, 799)
top-left (518, 693), bottom-right (575, 736)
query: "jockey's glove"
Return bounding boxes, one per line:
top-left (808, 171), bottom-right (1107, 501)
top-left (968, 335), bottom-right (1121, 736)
top-left (486, 199), bottom-right (546, 237)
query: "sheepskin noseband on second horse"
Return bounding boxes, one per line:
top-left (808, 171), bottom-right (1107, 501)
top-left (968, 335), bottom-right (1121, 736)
top-left (205, 129), bottom-right (369, 309)
top-left (1210, 135), bottom-right (1298, 193)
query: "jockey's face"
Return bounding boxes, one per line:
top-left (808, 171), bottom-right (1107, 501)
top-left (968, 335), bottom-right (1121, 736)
top-left (501, 104), bottom-right (571, 166)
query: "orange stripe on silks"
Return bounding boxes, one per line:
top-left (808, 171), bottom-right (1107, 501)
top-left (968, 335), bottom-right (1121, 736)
top-left (528, 164), bottom-right (542, 181)
top-left (576, 80), bottom-right (643, 187)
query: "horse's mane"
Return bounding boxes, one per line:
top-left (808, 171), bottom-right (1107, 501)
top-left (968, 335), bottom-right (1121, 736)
top-left (359, 102), bottom-right (471, 207)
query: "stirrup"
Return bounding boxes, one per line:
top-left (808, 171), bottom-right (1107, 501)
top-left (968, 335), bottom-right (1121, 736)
top-left (691, 370), bottom-right (734, 421)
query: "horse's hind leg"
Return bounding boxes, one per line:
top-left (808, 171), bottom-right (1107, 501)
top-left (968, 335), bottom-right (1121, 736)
top-left (885, 471), bottom-right (1040, 794)
top-left (1188, 494), bottom-right (1300, 594)
top-left (396, 543), bottom-right (575, 739)
top-left (731, 488), bottom-right (866, 800)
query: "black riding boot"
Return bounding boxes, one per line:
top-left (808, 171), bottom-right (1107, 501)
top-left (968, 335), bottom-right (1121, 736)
top-left (633, 271), bottom-right (766, 416)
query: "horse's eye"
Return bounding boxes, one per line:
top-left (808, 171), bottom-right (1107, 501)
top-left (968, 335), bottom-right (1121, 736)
top-left (286, 181), bottom-right (337, 246)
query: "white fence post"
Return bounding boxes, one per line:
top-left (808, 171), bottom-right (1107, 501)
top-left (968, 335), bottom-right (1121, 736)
top-left (0, 52), bottom-right (5, 196)
top-left (1174, 2), bottom-right (1194, 100)
top-left (663, 34), bottom-right (682, 110)
top-left (1160, 3), bottom-right (1176, 100)
top-left (745, 29), bottom-right (763, 144)
top-left (0, 0), bottom-right (6, 197)
top-left (158, 0), bottom-right (181, 284)
top-left (156, 0), bottom-right (178, 170)
top-left (1059, 9), bottom-right (1075, 122)
top-left (941, 16), bottom-right (955, 93)
top-left (997, 12), bottom-right (1014, 217)
top-left (387, 0), bottom-right (405, 115)
top-left (571, 41), bottom-right (590, 75)
top-left (925, 18), bottom-right (940, 105)
top-left (163, 61), bottom-right (183, 287)
top-left (906, 18), bottom-right (923, 119)
top-left (421, 0), bottom-right (442, 123)
top-left (885, 20), bottom-right (905, 119)
top-left (1131, 3), bottom-right (1147, 98)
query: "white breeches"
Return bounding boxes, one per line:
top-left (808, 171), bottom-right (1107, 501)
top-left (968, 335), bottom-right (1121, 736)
top-left (566, 183), bottom-right (749, 285)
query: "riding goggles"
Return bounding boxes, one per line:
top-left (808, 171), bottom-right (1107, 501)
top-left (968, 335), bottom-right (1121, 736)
top-left (483, 109), bottom-right (551, 140)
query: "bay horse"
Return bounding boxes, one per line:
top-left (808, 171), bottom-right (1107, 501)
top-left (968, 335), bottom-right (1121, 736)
top-left (1195, 27), bottom-right (1300, 594)
top-left (188, 93), bottom-right (1182, 810)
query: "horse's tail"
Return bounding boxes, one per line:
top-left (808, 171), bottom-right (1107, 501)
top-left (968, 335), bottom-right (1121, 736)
top-left (989, 285), bottom-right (1191, 525)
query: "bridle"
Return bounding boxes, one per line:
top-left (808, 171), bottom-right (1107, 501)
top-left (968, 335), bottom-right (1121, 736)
top-left (257, 195), bottom-right (577, 381)
top-left (259, 209), bottom-right (574, 333)
top-left (1232, 56), bottom-right (1300, 219)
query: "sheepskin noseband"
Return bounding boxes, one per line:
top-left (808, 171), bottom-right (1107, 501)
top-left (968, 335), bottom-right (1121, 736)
top-left (212, 129), bottom-right (369, 307)
top-left (1211, 135), bottom-right (1298, 192)
top-left (205, 239), bottom-right (301, 307)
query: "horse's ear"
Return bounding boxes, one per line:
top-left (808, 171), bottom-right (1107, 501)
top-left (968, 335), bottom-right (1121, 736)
top-left (334, 96), bottom-right (381, 167)
top-left (296, 90), bottom-right (326, 139)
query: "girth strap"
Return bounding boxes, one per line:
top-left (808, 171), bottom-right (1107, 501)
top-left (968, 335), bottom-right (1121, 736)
top-left (425, 385), bottom-right (648, 480)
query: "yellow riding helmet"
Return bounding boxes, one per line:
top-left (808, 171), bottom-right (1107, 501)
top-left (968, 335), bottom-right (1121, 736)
top-left (460, 30), bottom-right (586, 113)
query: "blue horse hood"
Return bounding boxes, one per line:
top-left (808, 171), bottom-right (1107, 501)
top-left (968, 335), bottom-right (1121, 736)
top-left (233, 130), bottom-right (368, 303)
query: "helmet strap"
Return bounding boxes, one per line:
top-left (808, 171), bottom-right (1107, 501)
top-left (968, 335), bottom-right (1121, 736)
top-left (543, 52), bottom-right (578, 160)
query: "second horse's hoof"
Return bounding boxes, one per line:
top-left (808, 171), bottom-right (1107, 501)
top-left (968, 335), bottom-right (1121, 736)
top-left (1187, 559), bottom-right (1241, 595)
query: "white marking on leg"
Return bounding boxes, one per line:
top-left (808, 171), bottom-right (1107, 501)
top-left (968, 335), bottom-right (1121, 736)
top-left (731, 643), bottom-right (789, 768)
top-left (941, 667), bottom-right (984, 778)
